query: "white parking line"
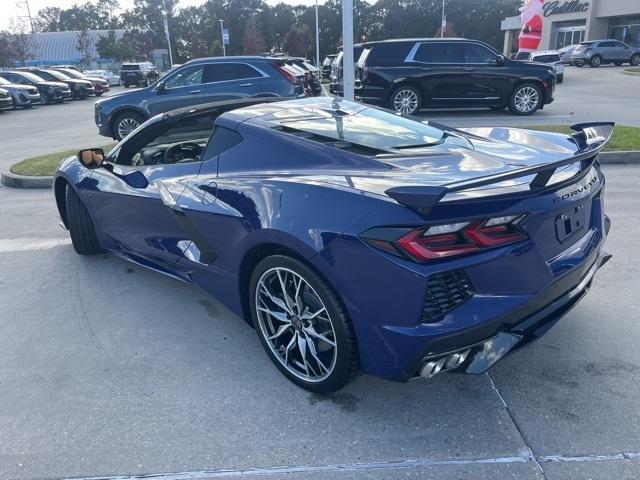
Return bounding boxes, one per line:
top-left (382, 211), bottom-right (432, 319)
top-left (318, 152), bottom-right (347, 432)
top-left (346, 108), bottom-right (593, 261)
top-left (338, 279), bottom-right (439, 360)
top-left (61, 451), bottom-right (640, 480)
top-left (0, 237), bottom-right (71, 253)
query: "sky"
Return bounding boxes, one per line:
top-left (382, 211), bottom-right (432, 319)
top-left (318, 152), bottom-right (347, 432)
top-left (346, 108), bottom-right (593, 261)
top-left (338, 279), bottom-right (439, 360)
top-left (1, 0), bottom-right (324, 31)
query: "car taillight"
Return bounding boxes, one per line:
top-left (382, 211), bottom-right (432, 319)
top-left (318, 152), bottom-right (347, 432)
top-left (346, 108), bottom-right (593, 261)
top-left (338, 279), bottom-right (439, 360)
top-left (361, 215), bottom-right (527, 262)
top-left (275, 65), bottom-right (297, 84)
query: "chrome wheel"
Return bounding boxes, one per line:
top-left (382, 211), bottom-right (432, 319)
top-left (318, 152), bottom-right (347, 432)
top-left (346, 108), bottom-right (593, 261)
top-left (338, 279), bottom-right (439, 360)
top-left (117, 117), bottom-right (140, 139)
top-left (393, 89), bottom-right (419, 115)
top-left (513, 86), bottom-right (539, 114)
top-left (255, 267), bottom-right (337, 382)
top-left (631, 54), bottom-right (640, 66)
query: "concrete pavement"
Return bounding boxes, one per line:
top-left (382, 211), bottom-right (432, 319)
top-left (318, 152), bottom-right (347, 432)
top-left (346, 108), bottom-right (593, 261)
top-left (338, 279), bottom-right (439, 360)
top-left (0, 165), bottom-right (639, 479)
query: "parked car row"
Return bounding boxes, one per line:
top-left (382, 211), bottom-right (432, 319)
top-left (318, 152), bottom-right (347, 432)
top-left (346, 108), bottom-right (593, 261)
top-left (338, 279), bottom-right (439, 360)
top-left (0, 66), bottom-right (112, 113)
top-left (94, 56), bottom-right (316, 140)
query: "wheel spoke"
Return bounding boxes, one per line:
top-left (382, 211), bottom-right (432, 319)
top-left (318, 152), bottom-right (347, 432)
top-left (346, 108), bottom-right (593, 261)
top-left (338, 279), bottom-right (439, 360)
top-left (276, 270), bottom-right (296, 313)
top-left (303, 325), bottom-right (336, 347)
top-left (260, 284), bottom-right (292, 314)
top-left (284, 334), bottom-right (297, 366)
top-left (257, 306), bottom-right (289, 323)
top-left (300, 306), bottom-right (327, 321)
top-left (303, 332), bottom-right (330, 373)
top-left (267, 323), bottom-right (291, 341)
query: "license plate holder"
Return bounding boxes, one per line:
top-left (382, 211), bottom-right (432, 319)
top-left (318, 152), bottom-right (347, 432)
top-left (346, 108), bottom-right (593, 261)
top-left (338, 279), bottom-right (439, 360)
top-left (555, 203), bottom-right (587, 242)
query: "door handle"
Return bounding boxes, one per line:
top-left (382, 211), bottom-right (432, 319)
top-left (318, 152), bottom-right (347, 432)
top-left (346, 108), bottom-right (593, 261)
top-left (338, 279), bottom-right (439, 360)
top-left (462, 67), bottom-right (475, 72)
top-left (239, 83), bottom-right (252, 87)
top-left (189, 89), bottom-right (202, 94)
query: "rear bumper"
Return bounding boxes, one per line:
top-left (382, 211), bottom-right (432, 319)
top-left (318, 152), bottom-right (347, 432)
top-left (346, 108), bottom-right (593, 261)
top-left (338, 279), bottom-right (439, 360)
top-left (415, 248), bottom-right (611, 380)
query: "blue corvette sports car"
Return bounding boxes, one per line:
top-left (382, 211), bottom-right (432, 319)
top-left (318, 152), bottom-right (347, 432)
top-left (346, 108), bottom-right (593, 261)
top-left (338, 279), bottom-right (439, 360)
top-left (54, 97), bottom-right (612, 392)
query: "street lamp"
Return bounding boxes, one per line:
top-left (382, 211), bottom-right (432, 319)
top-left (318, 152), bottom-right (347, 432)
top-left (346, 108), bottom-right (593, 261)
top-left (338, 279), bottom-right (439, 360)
top-left (342, 0), bottom-right (354, 100)
top-left (161, 0), bottom-right (173, 67)
top-left (440, 0), bottom-right (446, 38)
top-left (315, 0), bottom-right (320, 71)
top-left (219, 19), bottom-right (226, 57)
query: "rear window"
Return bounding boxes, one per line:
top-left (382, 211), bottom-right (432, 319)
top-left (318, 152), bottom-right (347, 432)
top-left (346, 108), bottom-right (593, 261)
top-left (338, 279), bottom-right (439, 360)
top-left (278, 107), bottom-right (445, 151)
top-left (204, 63), bottom-right (262, 82)
top-left (121, 64), bottom-right (140, 71)
top-left (362, 42), bottom-right (414, 66)
top-left (532, 54), bottom-right (560, 63)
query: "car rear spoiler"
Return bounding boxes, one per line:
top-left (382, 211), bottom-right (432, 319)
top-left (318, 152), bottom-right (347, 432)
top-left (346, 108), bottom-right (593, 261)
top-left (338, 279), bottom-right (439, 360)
top-left (385, 122), bottom-right (614, 212)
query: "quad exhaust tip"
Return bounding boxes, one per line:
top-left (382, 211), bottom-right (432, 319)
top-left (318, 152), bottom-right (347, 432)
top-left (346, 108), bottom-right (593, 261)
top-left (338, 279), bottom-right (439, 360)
top-left (419, 349), bottom-right (471, 380)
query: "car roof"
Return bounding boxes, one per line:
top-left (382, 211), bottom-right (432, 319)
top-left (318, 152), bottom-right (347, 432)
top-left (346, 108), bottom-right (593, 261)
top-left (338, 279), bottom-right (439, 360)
top-left (531, 50), bottom-right (560, 56)
top-left (362, 37), bottom-right (468, 46)
top-left (186, 56), bottom-right (269, 65)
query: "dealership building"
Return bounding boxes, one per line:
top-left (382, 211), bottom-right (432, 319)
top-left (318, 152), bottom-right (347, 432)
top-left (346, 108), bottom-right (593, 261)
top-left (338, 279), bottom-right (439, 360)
top-left (501, 0), bottom-right (640, 54)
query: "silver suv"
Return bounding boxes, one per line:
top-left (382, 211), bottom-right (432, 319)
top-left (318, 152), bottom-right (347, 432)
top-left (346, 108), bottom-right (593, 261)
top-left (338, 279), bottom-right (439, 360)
top-left (570, 40), bottom-right (640, 67)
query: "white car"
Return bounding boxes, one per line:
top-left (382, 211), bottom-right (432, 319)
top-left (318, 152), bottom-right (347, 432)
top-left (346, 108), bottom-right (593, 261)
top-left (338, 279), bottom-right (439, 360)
top-left (84, 69), bottom-right (121, 86)
top-left (524, 51), bottom-right (565, 83)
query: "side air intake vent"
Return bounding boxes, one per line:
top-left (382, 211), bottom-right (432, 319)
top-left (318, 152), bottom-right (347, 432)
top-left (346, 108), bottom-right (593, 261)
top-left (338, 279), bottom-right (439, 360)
top-left (422, 270), bottom-right (474, 322)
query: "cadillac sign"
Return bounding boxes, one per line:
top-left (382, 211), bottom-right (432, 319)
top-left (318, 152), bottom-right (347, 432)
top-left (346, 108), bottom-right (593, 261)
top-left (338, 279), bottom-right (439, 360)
top-left (543, 0), bottom-right (589, 17)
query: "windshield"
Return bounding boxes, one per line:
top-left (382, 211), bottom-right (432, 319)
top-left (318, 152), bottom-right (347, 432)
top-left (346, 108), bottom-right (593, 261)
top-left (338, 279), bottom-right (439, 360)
top-left (280, 107), bottom-right (445, 150)
top-left (121, 64), bottom-right (140, 71)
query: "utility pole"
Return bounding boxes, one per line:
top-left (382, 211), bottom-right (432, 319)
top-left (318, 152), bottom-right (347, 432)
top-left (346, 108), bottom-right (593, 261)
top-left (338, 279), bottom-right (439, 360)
top-left (15, 0), bottom-right (35, 33)
top-left (219, 20), bottom-right (226, 57)
top-left (342, 0), bottom-right (354, 100)
top-left (440, 0), bottom-right (446, 38)
top-left (315, 0), bottom-right (320, 70)
top-left (161, 0), bottom-right (173, 67)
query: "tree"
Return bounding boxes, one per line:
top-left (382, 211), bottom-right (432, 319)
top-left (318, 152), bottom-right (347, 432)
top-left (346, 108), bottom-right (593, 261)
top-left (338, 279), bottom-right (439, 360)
top-left (37, 0), bottom-right (120, 32)
top-left (7, 21), bottom-right (38, 65)
top-left (283, 24), bottom-right (313, 58)
top-left (242, 17), bottom-right (265, 55)
top-left (76, 29), bottom-right (94, 67)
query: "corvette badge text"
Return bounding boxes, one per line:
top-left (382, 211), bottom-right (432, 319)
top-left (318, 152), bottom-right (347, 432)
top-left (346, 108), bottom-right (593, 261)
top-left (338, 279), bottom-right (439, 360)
top-left (553, 173), bottom-right (599, 203)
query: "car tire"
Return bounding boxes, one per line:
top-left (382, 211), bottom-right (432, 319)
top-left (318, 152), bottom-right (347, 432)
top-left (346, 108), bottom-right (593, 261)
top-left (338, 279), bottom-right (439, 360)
top-left (123, 84), bottom-right (129, 88)
top-left (509, 83), bottom-right (542, 115)
top-left (65, 185), bottom-right (103, 256)
top-left (590, 55), bottom-right (602, 67)
top-left (557, 74), bottom-right (564, 83)
top-left (113, 111), bottom-right (145, 141)
top-left (249, 254), bottom-right (359, 393)
top-left (95, 92), bottom-right (104, 97)
top-left (631, 54), bottom-right (640, 66)
top-left (22, 104), bottom-right (33, 109)
top-left (389, 85), bottom-right (422, 116)
top-left (613, 61), bottom-right (623, 66)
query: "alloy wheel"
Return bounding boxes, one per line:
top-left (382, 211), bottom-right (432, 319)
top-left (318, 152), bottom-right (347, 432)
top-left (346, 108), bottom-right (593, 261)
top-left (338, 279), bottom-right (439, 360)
top-left (514, 86), bottom-right (539, 114)
top-left (632, 54), bottom-right (640, 66)
top-left (591, 56), bottom-right (601, 67)
top-left (117, 117), bottom-right (140, 139)
top-left (255, 267), bottom-right (337, 382)
top-left (393, 89), bottom-right (419, 115)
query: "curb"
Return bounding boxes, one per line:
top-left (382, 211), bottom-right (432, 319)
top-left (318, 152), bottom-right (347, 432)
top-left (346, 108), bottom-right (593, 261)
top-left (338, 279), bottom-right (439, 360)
top-left (1, 171), bottom-right (53, 189)
top-left (598, 151), bottom-right (640, 164)
top-left (2, 151), bottom-right (639, 190)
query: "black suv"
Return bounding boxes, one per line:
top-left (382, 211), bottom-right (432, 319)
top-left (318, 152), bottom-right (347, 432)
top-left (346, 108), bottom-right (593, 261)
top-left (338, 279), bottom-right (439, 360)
top-left (120, 62), bottom-right (160, 88)
top-left (355, 38), bottom-right (555, 115)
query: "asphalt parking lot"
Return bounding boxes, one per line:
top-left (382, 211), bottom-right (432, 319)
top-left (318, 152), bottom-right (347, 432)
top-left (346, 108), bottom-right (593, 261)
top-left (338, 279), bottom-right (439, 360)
top-left (1, 65), bottom-right (639, 480)
top-left (0, 64), bottom-right (638, 172)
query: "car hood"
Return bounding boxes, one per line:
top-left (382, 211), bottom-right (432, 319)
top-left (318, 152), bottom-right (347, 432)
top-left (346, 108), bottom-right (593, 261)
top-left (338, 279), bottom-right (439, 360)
top-left (85, 76), bottom-right (108, 84)
top-left (0, 83), bottom-right (36, 92)
top-left (279, 126), bottom-right (602, 199)
top-left (37, 80), bottom-right (69, 89)
top-left (64, 78), bottom-right (93, 87)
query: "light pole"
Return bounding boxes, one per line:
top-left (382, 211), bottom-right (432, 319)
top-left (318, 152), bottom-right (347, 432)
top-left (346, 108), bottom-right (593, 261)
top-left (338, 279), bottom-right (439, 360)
top-left (161, 0), bottom-right (173, 67)
top-left (219, 19), bottom-right (226, 56)
top-left (342, 0), bottom-right (354, 100)
top-left (15, 0), bottom-right (34, 33)
top-left (315, 0), bottom-right (320, 70)
top-left (440, 0), bottom-right (446, 38)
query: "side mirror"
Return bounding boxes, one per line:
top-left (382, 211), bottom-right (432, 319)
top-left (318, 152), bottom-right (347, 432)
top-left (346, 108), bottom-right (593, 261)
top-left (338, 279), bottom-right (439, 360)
top-left (155, 81), bottom-right (166, 94)
top-left (492, 55), bottom-right (505, 66)
top-left (78, 148), bottom-right (105, 168)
